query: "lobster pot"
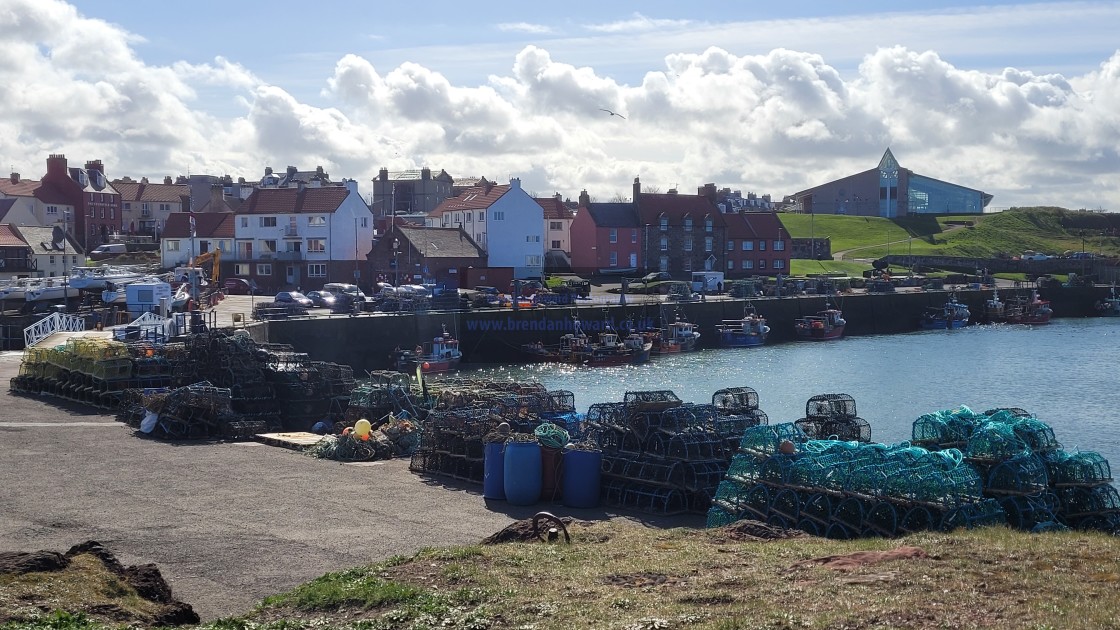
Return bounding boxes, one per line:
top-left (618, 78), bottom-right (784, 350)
top-left (966, 422), bottom-right (1030, 461)
top-left (1057, 485), bottom-right (1120, 519)
top-left (999, 492), bottom-right (1060, 530)
top-left (738, 423), bottom-right (806, 456)
top-left (806, 394), bottom-right (857, 420)
top-left (819, 417), bottom-right (872, 443)
top-left (503, 441), bottom-right (542, 506)
top-left (562, 448), bottom-right (602, 508)
top-left (1008, 417), bottom-right (1061, 453)
top-left (483, 442), bottom-right (506, 500)
top-left (1044, 451), bottom-right (1113, 486)
top-left (940, 499), bottom-right (1006, 532)
top-left (986, 454), bottom-right (1049, 495)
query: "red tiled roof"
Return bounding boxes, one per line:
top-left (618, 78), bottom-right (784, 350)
top-left (636, 193), bottom-right (725, 226)
top-left (0, 224), bottom-right (26, 247)
top-left (535, 197), bottom-right (575, 220)
top-left (430, 184), bottom-right (510, 217)
top-left (0, 177), bottom-right (40, 197)
top-left (113, 180), bottom-right (190, 204)
top-left (162, 212), bottom-right (235, 239)
top-left (724, 212), bottom-right (784, 238)
top-left (238, 187), bottom-right (351, 215)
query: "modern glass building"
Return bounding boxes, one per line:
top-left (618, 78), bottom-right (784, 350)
top-left (792, 149), bottom-right (992, 217)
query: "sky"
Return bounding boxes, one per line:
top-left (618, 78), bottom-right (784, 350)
top-left (3, 0), bottom-right (1120, 210)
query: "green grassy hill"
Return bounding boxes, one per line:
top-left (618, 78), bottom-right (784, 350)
top-left (780, 207), bottom-right (1120, 261)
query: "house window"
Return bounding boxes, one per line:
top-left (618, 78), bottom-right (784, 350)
top-left (160, 204), bottom-right (170, 212)
top-left (100, 209), bottom-right (105, 219)
top-left (307, 263), bottom-right (326, 277)
top-left (609, 252), bottom-right (617, 267)
top-left (167, 240), bottom-right (180, 251)
top-left (659, 215), bottom-right (668, 231)
top-left (256, 264), bottom-right (272, 275)
top-left (759, 240), bottom-right (766, 251)
top-left (758, 259), bottom-right (767, 269)
top-left (466, 213), bottom-right (472, 222)
top-left (659, 255), bottom-right (669, 272)
top-left (46, 206), bottom-right (58, 215)
top-left (742, 241), bottom-right (753, 251)
top-left (684, 236), bottom-right (693, 252)
top-left (705, 216), bottom-right (713, 233)
top-left (361, 217), bottom-right (368, 228)
top-left (241, 217), bottom-right (248, 228)
top-left (773, 259), bottom-right (785, 270)
top-left (308, 216), bottom-right (326, 226)
top-left (727, 259), bottom-right (735, 270)
top-left (526, 235), bottom-right (540, 242)
top-left (774, 240), bottom-right (785, 251)
top-left (727, 240), bottom-right (734, 250)
top-left (550, 221), bottom-right (563, 231)
top-left (234, 264), bottom-right (250, 276)
top-left (743, 260), bottom-right (754, 270)
top-left (262, 240), bottom-right (277, 253)
top-left (49, 255), bottom-right (55, 265)
top-left (110, 208), bottom-right (114, 219)
top-left (259, 217), bottom-right (277, 228)
top-left (526, 255), bottom-right (541, 266)
top-left (286, 241), bottom-right (302, 253)
top-left (705, 236), bottom-right (713, 252)
top-left (307, 238), bottom-right (326, 253)
top-left (609, 228), bottom-right (617, 243)
top-left (660, 235), bottom-right (668, 251)
top-left (478, 211), bottom-right (484, 221)
top-left (631, 229), bottom-right (638, 243)
top-left (493, 211), bottom-right (505, 220)
top-left (683, 215), bottom-right (693, 231)
top-left (551, 240), bottom-right (561, 249)
top-left (683, 258), bottom-right (692, 272)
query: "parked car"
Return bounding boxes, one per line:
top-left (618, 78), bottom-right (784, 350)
top-left (1022, 253), bottom-right (1050, 261)
top-left (305, 290), bottom-right (337, 308)
top-left (274, 291), bottom-right (313, 307)
top-left (224, 278), bottom-right (252, 295)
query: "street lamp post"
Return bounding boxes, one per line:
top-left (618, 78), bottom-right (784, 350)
top-left (643, 224), bottom-right (650, 274)
top-left (392, 238), bottom-right (400, 287)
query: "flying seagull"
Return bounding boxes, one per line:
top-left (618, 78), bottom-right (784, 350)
top-left (599, 108), bottom-right (626, 119)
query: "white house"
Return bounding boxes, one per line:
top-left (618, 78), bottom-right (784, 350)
top-left (428, 178), bottom-right (544, 278)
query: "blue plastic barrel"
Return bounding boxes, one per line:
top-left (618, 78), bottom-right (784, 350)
top-left (483, 442), bottom-right (506, 500)
top-left (503, 441), bottom-right (542, 505)
top-left (562, 448), bottom-right (602, 508)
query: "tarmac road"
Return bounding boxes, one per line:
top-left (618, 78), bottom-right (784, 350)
top-left (0, 352), bottom-right (701, 620)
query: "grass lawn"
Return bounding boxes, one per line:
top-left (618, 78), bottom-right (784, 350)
top-left (789, 259), bottom-right (869, 277)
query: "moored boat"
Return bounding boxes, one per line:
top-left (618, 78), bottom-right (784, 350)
top-left (919, 294), bottom-right (971, 330)
top-left (25, 278), bottom-right (79, 301)
top-left (1004, 291), bottom-right (1052, 325)
top-left (984, 287), bottom-right (1007, 323)
top-left (0, 277), bottom-right (43, 301)
top-left (393, 324), bottom-right (463, 374)
top-left (715, 306), bottom-right (770, 347)
top-left (1095, 288), bottom-right (1120, 317)
top-left (794, 303), bottom-right (846, 341)
top-left (521, 320), bottom-right (651, 366)
top-left (68, 265), bottom-right (147, 290)
top-left (652, 314), bottom-right (701, 353)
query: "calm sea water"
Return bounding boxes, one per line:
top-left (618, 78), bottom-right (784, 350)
top-left (463, 318), bottom-right (1120, 466)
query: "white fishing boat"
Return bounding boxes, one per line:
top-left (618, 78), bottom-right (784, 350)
top-left (25, 278), bottom-right (80, 302)
top-left (0, 277), bottom-right (43, 301)
top-left (68, 266), bottom-right (148, 290)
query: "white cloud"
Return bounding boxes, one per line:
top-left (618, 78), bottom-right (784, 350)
top-left (583, 12), bottom-right (691, 33)
top-left (2, 0), bottom-right (1120, 211)
top-left (496, 22), bottom-right (553, 34)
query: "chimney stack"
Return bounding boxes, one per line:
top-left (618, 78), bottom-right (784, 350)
top-left (84, 159), bottom-right (104, 173)
top-left (286, 165), bottom-right (298, 178)
top-left (633, 177), bottom-right (641, 207)
top-left (209, 184), bottom-right (224, 211)
top-left (578, 190), bottom-right (590, 207)
top-left (47, 154), bottom-right (68, 176)
top-left (9, 172), bottom-right (18, 184)
top-left (164, 176), bottom-right (173, 185)
top-left (265, 166), bottom-right (273, 176)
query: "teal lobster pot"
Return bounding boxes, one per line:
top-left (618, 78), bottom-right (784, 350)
top-left (503, 441), bottom-right (542, 505)
top-left (562, 448), bottom-right (602, 508)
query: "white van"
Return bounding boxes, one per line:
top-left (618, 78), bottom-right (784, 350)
top-left (691, 271), bottom-right (725, 292)
top-left (90, 243), bottom-right (127, 260)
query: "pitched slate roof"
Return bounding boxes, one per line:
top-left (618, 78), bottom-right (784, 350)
top-left (237, 187), bottom-right (351, 215)
top-left (0, 223), bottom-right (25, 247)
top-left (162, 212), bottom-right (235, 239)
top-left (535, 197), bottom-right (575, 220)
top-left (636, 193), bottom-right (724, 226)
top-left (430, 184), bottom-right (510, 216)
top-left (0, 199), bottom-right (17, 223)
top-left (584, 203), bottom-right (639, 228)
top-left (13, 225), bottom-right (83, 254)
top-left (113, 179), bottom-right (190, 204)
top-left (394, 226), bottom-right (485, 259)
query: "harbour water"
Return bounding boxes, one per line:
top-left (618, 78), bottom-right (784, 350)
top-left (464, 318), bottom-right (1120, 466)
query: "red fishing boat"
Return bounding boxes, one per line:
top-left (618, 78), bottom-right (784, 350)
top-left (1004, 291), bottom-right (1052, 325)
top-left (392, 324), bottom-right (462, 374)
top-left (794, 303), bottom-right (846, 341)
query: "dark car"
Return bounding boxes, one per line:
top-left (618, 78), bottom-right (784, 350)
top-left (305, 290), bottom-right (337, 308)
top-left (274, 291), bottom-right (313, 307)
top-left (224, 278), bottom-right (252, 295)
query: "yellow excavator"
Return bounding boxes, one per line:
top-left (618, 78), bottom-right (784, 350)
top-left (189, 249), bottom-right (221, 283)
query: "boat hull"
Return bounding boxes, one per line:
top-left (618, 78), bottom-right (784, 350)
top-left (919, 317), bottom-right (969, 330)
top-left (795, 325), bottom-right (845, 341)
top-left (717, 331), bottom-right (768, 347)
top-left (397, 356), bottom-right (461, 374)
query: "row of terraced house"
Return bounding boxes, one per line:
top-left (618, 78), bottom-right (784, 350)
top-left (0, 154), bottom-right (791, 292)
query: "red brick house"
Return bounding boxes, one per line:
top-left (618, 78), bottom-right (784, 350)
top-left (38, 155), bottom-right (121, 252)
top-left (367, 226), bottom-right (485, 288)
top-left (569, 201), bottom-right (641, 275)
top-left (634, 178), bottom-right (727, 275)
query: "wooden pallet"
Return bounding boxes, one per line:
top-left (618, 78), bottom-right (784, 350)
top-left (254, 432), bottom-right (324, 451)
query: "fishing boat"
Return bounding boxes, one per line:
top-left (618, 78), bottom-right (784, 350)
top-left (656, 317), bottom-right (701, 353)
top-left (393, 324), bottom-right (462, 374)
top-left (715, 306), bottom-right (770, 347)
top-left (68, 265), bottom-right (147, 290)
top-left (0, 277), bottom-right (43, 301)
top-left (919, 294), bottom-right (971, 330)
top-left (794, 303), bottom-right (846, 341)
top-left (24, 278), bottom-right (80, 301)
top-left (984, 287), bottom-right (1007, 323)
top-left (521, 320), bottom-right (652, 366)
top-left (1095, 287), bottom-right (1120, 317)
top-left (1004, 291), bottom-right (1052, 325)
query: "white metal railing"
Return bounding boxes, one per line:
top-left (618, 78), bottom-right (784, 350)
top-left (111, 311), bottom-right (172, 342)
top-left (24, 312), bottom-right (86, 348)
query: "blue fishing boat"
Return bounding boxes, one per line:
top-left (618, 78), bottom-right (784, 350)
top-left (716, 306), bottom-right (770, 347)
top-left (919, 294), bottom-right (971, 330)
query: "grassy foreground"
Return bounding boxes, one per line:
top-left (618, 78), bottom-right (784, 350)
top-left (7, 521), bottom-right (1119, 630)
